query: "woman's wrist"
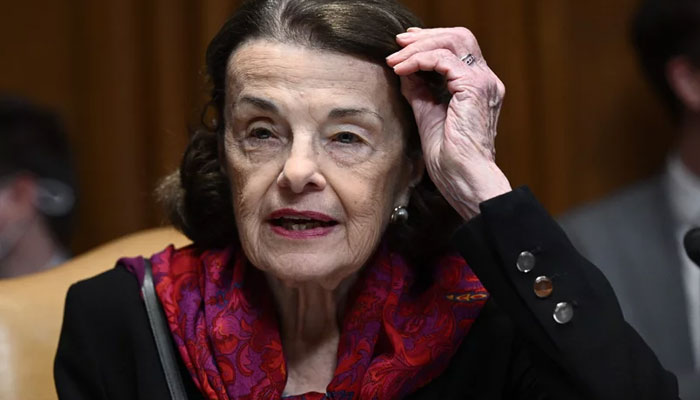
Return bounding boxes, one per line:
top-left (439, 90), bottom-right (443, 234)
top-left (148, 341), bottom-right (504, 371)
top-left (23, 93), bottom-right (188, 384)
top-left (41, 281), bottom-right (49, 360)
top-left (471, 162), bottom-right (512, 204)
top-left (447, 161), bottom-right (512, 220)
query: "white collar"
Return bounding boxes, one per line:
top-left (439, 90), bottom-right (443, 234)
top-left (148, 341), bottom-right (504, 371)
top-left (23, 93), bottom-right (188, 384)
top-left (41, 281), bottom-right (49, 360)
top-left (666, 153), bottom-right (700, 224)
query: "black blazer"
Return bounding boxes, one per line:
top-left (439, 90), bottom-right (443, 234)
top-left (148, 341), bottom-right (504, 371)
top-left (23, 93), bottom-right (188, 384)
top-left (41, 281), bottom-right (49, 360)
top-left (54, 188), bottom-right (679, 399)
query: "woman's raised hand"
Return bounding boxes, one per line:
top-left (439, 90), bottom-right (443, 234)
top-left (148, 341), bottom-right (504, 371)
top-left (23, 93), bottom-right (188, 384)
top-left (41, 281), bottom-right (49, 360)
top-left (386, 27), bottom-right (512, 220)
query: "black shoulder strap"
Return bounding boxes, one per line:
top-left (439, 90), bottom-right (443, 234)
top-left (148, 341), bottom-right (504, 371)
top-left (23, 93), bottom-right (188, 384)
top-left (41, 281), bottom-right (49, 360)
top-left (141, 258), bottom-right (188, 400)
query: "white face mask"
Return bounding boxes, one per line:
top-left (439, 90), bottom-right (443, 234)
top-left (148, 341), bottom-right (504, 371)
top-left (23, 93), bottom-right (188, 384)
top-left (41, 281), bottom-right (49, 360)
top-left (34, 178), bottom-right (75, 217)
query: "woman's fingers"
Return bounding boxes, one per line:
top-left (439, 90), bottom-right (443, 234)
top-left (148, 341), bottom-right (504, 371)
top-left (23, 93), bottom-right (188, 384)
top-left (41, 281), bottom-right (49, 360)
top-left (392, 48), bottom-right (469, 82)
top-left (387, 27), bottom-right (482, 67)
top-left (396, 27), bottom-right (479, 47)
top-left (388, 27), bottom-right (502, 101)
top-left (392, 44), bottom-right (505, 111)
top-left (392, 48), bottom-right (500, 99)
top-left (388, 26), bottom-right (505, 112)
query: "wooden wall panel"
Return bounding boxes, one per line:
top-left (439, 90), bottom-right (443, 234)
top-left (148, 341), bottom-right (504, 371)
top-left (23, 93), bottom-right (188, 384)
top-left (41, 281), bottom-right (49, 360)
top-left (71, 0), bottom-right (151, 250)
top-left (532, 0), bottom-right (672, 212)
top-left (472, 0), bottom-right (539, 194)
top-left (529, 0), bottom-right (577, 210)
top-left (149, 0), bottom-right (191, 179)
top-left (0, 0), bottom-right (79, 128)
top-left (562, 0), bottom-right (673, 208)
top-left (0, 0), bottom-right (674, 253)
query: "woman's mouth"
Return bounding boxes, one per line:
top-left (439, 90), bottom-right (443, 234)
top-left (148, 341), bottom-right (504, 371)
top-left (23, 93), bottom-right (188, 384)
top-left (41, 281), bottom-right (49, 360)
top-left (267, 209), bottom-right (338, 238)
top-left (271, 217), bottom-right (337, 231)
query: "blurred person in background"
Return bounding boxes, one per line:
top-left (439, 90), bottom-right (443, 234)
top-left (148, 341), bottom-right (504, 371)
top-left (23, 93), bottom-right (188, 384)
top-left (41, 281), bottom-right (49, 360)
top-left (559, 0), bottom-right (700, 396)
top-left (0, 95), bottom-right (77, 279)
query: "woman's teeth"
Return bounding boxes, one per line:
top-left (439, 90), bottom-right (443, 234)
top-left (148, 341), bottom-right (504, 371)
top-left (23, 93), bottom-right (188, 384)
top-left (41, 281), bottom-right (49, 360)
top-left (273, 217), bottom-right (335, 231)
top-left (283, 221), bottom-right (324, 230)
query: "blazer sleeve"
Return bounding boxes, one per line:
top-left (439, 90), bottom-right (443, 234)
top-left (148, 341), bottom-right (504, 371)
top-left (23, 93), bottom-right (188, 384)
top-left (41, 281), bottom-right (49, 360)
top-left (452, 186), bottom-right (679, 400)
top-left (54, 283), bottom-right (107, 399)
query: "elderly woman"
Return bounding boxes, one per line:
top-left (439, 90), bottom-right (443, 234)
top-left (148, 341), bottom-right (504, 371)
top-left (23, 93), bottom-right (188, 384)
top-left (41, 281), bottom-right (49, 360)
top-left (54, 0), bottom-right (677, 399)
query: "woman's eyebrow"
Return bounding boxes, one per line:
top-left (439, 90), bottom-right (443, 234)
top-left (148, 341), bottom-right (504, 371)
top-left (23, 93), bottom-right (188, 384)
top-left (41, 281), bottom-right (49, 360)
top-left (238, 96), bottom-right (279, 113)
top-left (328, 108), bottom-right (384, 123)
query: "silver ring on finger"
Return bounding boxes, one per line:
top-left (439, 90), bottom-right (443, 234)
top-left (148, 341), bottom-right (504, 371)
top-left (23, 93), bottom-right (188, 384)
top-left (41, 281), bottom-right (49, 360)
top-left (460, 53), bottom-right (476, 66)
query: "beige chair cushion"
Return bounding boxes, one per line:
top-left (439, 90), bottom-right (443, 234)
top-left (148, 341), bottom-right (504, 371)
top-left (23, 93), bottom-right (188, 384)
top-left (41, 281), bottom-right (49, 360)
top-left (0, 227), bottom-right (190, 400)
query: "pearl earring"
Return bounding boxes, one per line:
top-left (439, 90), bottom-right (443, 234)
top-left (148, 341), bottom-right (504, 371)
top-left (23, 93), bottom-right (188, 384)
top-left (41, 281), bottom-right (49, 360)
top-left (390, 206), bottom-right (409, 223)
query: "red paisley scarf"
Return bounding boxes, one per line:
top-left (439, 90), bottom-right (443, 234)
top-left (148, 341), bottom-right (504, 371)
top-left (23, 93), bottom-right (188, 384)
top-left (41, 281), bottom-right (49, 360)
top-left (120, 243), bottom-right (487, 400)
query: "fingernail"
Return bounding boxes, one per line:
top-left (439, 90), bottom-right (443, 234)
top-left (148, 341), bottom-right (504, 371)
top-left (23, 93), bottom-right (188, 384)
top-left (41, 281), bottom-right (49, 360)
top-left (406, 27), bottom-right (422, 32)
top-left (396, 32), bottom-right (412, 39)
top-left (386, 52), bottom-right (398, 60)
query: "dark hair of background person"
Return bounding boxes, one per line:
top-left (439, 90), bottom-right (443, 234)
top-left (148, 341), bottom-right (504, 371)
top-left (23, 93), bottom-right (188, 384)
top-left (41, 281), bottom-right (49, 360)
top-left (0, 95), bottom-right (77, 248)
top-left (158, 0), bottom-right (461, 267)
top-left (632, 0), bottom-right (700, 116)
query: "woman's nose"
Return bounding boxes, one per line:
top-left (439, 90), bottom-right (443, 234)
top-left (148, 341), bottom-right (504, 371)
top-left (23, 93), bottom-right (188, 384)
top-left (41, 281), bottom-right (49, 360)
top-left (277, 147), bottom-right (326, 194)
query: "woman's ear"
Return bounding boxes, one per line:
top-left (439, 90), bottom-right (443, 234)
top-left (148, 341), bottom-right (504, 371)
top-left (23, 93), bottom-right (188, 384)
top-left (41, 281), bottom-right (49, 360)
top-left (408, 155), bottom-right (425, 189)
top-left (666, 56), bottom-right (700, 112)
top-left (395, 156), bottom-right (425, 207)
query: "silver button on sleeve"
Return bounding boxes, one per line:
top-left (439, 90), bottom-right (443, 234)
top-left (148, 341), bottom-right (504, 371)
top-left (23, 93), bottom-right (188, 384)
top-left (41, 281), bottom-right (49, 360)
top-left (553, 302), bottom-right (574, 324)
top-left (516, 251), bottom-right (536, 273)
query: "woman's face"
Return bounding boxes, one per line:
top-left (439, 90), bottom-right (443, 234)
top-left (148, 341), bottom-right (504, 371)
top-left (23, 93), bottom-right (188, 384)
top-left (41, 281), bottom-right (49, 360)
top-left (223, 39), bottom-right (419, 288)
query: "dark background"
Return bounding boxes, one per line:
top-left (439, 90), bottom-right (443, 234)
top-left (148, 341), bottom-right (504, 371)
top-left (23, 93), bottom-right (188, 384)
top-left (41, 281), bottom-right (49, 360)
top-left (0, 0), bottom-right (674, 254)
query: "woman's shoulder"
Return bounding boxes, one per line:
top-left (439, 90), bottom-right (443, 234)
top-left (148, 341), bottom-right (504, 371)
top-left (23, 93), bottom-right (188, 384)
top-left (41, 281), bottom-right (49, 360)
top-left (65, 266), bottom-right (144, 323)
top-left (70, 265), bottom-right (138, 295)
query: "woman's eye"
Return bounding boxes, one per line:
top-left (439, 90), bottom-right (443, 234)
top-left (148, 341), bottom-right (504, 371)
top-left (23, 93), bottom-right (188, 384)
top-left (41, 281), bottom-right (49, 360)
top-left (250, 127), bottom-right (273, 139)
top-left (333, 132), bottom-right (361, 144)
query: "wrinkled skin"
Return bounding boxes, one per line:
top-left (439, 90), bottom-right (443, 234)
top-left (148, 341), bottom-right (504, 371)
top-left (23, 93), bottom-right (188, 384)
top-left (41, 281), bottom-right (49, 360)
top-left (223, 39), bottom-right (420, 289)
